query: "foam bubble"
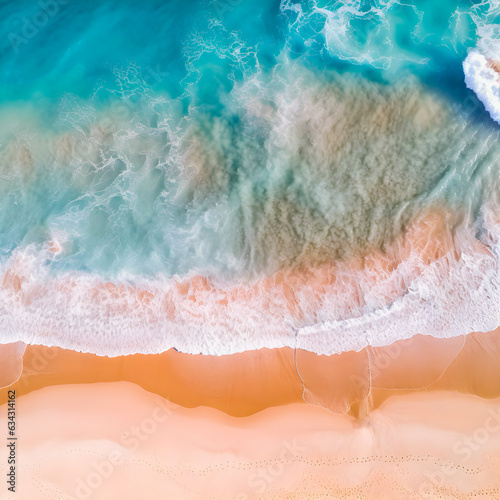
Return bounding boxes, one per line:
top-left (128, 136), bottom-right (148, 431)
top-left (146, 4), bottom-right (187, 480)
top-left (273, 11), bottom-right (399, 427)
top-left (463, 50), bottom-right (500, 124)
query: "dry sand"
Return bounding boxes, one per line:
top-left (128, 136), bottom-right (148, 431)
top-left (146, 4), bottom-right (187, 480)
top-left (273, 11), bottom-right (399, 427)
top-left (0, 382), bottom-right (499, 499)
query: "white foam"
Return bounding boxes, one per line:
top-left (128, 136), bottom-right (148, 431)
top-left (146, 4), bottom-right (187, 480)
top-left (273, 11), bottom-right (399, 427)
top-left (463, 50), bottom-right (500, 124)
top-left (1, 210), bottom-right (500, 357)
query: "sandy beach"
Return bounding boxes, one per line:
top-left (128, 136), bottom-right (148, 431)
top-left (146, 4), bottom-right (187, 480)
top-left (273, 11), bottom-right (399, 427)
top-left (2, 326), bottom-right (500, 499)
top-left (0, 381), bottom-right (499, 499)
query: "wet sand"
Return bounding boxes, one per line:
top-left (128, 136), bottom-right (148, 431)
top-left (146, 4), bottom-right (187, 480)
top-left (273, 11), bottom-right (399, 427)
top-left (0, 341), bottom-right (25, 389)
top-left (1, 327), bottom-right (499, 417)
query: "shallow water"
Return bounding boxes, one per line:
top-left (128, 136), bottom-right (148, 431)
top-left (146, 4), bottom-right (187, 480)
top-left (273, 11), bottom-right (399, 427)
top-left (1, 0), bottom-right (500, 354)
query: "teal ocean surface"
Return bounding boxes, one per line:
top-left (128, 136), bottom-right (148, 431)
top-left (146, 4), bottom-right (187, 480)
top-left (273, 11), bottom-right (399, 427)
top-left (1, 0), bottom-right (500, 355)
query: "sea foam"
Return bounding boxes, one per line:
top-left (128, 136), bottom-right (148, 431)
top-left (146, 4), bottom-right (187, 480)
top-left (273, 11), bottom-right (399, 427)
top-left (1, 205), bottom-right (499, 356)
top-left (463, 50), bottom-right (500, 124)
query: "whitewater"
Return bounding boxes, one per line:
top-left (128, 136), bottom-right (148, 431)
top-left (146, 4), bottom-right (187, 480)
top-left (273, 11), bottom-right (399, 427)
top-left (1, 0), bottom-right (500, 355)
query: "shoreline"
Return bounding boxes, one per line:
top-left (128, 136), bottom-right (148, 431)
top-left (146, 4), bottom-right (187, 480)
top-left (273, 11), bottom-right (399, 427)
top-left (2, 327), bottom-right (499, 417)
top-left (1, 208), bottom-right (499, 357)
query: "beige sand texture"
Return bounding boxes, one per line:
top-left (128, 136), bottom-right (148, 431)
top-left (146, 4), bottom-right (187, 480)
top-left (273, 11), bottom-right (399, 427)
top-left (0, 382), bottom-right (499, 500)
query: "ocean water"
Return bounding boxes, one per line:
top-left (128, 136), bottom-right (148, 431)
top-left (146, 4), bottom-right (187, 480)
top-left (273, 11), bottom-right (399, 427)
top-left (1, 0), bottom-right (500, 354)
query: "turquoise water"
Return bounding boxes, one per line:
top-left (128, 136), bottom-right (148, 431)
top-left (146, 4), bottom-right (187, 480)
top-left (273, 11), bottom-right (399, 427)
top-left (0, 0), bottom-right (500, 280)
top-left (0, 0), bottom-right (497, 100)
